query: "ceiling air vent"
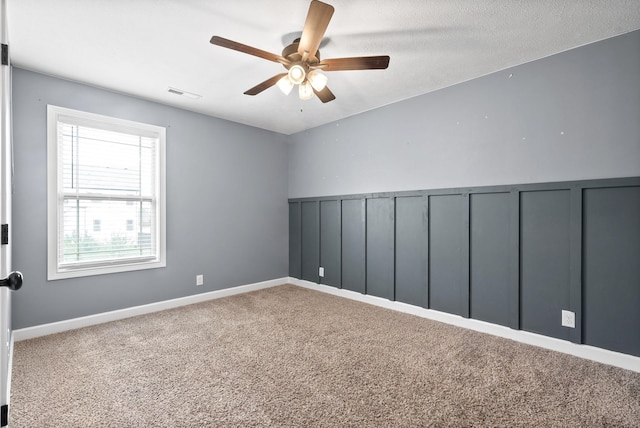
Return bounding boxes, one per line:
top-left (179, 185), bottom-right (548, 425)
top-left (167, 87), bottom-right (202, 99)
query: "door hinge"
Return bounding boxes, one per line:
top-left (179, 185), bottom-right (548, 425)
top-left (1, 44), bottom-right (7, 66)
top-left (1, 224), bottom-right (7, 245)
top-left (1, 404), bottom-right (7, 427)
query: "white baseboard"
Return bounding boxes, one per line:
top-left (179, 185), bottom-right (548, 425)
top-left (13, 277), bottom-right (288, 342)
top-left (290, 278), bottom-right (640, 373)
top-left (13, 276), bottom-right (639, 373)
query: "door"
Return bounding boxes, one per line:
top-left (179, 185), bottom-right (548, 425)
top-left (0, 1), bottom-right (15, 426)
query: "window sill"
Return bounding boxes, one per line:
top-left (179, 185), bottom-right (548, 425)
top-left (48, 258), bottom-right (166, 281)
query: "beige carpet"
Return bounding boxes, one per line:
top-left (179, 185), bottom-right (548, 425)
top-left (10, 284), bottom-right (640, 427)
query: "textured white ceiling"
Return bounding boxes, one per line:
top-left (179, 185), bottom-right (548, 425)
top-left (7, 0), bottom-right (640, 135)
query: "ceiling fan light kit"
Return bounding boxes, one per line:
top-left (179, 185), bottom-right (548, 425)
top-left (276, 75), bottom-right (295, 95)
top-left (307, 70), bottom-right (328, 91)
top-left (276, 67), bottom-right (327, 99)
top-left (288, 64), bottom-right (306, 85)
top-left (210, 0), bottom-right (390, 103)
top-left (299, 81), bottom-right (315, 100)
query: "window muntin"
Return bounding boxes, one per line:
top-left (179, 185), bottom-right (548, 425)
top-left (47, 105), bottom-right (166, 279)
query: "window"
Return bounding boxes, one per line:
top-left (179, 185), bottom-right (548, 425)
top-left (47, 105), bottom-right (166, 280)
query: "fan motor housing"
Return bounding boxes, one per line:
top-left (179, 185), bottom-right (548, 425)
top-left (282, 38), bottom-right (320, 69)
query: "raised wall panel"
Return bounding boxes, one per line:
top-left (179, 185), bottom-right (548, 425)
top-left (288, 202), bottom-right (301, 278)
top-left (320, 200), bottom-right (341, 288)
top-left (288, 176), bottom-right (640, 357)
top-left (520, 190), bottom-right (571, 340)
top-left (470, 193), bottom-right (511, 327)
top-left (366, 198), bottom-right (395, 300)
top-left (301, 201), bottom-right (319, 283)
top-left (583, 186), bottom-right (640, 357)
top-left (341, 199), bottom-right (366, 293)
top-left (429, 194), bottom-right (468, 317)
top-left (395, 196), bottom-right (428, 308)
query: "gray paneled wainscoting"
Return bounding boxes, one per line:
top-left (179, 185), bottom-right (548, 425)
top-left (289, 177), bottom-right (640, 357)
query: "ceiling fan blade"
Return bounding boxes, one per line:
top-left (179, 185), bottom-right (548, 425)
top-left (210, 36), bottom-right (286, 63)
top-left (314, 86), bottom-right (336, 103)
top-left (298, 0), bottom-right (335, 60)
top-left (318, 56), bottom-right (390, 71)
top-left (244, 73), bottom-right (288, 96)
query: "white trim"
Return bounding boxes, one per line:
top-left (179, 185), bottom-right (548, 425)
top-left (14, 276), bottom-right (639, 373)
top-left (13, 277), bottom-right (287, 341)
top-left (46, 104), bottom-right (167, 280)
top-left (7, 332), bottom-right (12, 403)
top-left (290, 278), bottom-right (640, 373)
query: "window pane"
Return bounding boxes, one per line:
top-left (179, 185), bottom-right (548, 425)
top-left (61, 198), bottom-right (154, 264)
top-left (60, 124), bottom-right (155, 198)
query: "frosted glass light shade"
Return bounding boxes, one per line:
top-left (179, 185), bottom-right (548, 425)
top-left (276, 75), bottom-right (294, 95)
top-left (299, 81), bottom-right (314, 100)
top-left (288, 64), bottom-right (306, 85)
top-left (307, 70), bottom-right (328, 91)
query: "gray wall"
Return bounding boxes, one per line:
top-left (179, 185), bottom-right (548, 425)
top-left (12, 68), bottom-right (289, 329)
top-left (288, 178), bottom-right (640, 357)
top-left (287, 30), bottom-right (640, 358)
top-left (287, 30), bottom-right (640, 198)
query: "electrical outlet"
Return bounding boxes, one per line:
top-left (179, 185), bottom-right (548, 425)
top-left (196, 274), bottom-right (204, 286)
top-left (319, 267), bottom-right (325, 277)
top-left (561, 310), bottom-right (575, 328)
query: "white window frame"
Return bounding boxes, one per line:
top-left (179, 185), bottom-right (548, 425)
top-left (47, 105), bottom-right (166, 280)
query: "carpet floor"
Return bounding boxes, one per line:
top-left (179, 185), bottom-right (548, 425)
top-left (10, 284), bottom-right (640, 427)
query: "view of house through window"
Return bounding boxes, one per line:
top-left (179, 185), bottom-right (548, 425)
top-left (61, 123), bottom-right (155, 262)
top-left (48, 105), bottom-right (166, 279)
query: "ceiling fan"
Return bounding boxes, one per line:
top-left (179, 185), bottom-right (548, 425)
top-left (210, 0), bottom-right (390, 103)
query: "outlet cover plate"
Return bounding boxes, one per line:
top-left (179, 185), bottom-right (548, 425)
top-left (561, 310), bottom-right (575, 328)
top-left (196, 274), bottom-right (204, 286)
top-left (319, 267), bottom-right (325, 277)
